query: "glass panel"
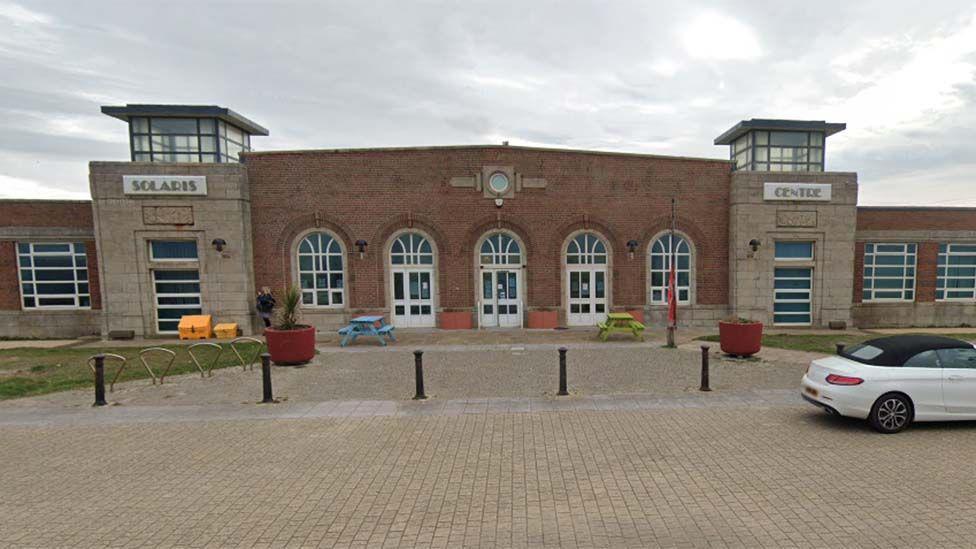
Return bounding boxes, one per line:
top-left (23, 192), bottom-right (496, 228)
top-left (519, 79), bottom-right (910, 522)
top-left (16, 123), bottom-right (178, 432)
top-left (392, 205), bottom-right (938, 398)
top-left (151, 118), bottom-right (198, 134)
top-left (769, 131), bottom-right (809, 146)
top-left (483, 272), bottom-right (492, 299)
top-left (775, 242), bottom-right (813, 260)
top-left (150, 241), bottom-right (198, 260)
top-left (394, 272), bottom-right (404, 300)
top-left (198, 119), bottom-right (215, 134)
top-left (938, 348), bottom-right (976, 369)
top-left (131, 117), bottom-right (149, 133)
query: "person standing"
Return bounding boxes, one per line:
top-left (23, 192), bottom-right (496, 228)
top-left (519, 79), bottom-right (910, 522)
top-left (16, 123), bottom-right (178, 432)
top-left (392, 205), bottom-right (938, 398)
top-left (256, 287), bottom-right (276, 328)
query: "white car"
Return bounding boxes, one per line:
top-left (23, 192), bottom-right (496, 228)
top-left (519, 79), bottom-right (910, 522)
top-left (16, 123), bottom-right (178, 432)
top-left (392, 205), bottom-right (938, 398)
top-left (801, 335), bottom-right (976, 433)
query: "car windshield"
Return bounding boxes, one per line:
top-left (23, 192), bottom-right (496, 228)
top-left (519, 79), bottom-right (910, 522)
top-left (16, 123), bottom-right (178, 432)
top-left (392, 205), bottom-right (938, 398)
top-left (844, 344), bottom-right (884, 361)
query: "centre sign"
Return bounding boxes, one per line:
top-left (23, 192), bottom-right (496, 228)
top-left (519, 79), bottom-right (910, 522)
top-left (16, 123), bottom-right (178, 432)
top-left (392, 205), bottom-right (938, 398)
top-left (763, 182), bottom-right (831, 202)
top-left (123, 176), bottom-right (207, 196)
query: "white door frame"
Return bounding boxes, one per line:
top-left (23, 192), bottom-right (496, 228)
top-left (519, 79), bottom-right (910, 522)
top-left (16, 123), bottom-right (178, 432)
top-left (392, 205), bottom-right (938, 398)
top-left (479, 268), bottom-right (522, 328)
top-left (392, 268), bottom-right (435, 327)
top-left (566, 265), bottom-right (608, 326)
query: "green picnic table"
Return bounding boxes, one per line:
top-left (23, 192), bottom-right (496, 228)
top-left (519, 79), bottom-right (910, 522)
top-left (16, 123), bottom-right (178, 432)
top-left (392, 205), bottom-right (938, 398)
top-left (597, 312), bottom-right (646, 341)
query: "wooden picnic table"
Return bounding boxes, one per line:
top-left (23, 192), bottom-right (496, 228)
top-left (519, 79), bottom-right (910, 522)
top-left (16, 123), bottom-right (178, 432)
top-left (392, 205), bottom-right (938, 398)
top-left (598, 312), bottom-right (645, 341)
top-left (339, 316), bottom-right (397, 347)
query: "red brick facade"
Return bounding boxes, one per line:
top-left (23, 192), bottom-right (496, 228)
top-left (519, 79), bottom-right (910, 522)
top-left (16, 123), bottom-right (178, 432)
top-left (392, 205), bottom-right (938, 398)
top-left (244, 146), bottom-right (732, 324)
top-left (854, 207), bottom-right (976, 304)
top-left (0, 200), bottom-right (100, 311)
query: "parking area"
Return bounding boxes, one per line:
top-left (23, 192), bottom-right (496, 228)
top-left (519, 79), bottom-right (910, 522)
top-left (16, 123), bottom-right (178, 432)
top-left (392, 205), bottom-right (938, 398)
top-left (3, 342), bottom-right (974, 547)
top-left (3, 398), bottom-right (976, 547)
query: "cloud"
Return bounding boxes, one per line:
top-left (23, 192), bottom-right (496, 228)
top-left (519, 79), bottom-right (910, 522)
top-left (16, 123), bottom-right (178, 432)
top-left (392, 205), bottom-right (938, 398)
top-left (0, 173), bottom-right (89, 200)
top-left (678, 11), bottom-right (762, 61)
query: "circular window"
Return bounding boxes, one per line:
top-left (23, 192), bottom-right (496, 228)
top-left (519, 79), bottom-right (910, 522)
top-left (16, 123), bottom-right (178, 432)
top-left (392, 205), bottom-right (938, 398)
top-left (488, 172), bottom-right (510, 195)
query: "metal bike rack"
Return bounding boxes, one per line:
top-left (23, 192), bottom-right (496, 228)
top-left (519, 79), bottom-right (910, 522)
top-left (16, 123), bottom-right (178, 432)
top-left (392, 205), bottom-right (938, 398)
top-left (229, 337), bottom-right (265, 371)
top-left (187, 342), bottom-right (224, 378)
top-left (86, 353), bottom-right (128, 392)
top-left (138, 347), bottom-right (177, 384)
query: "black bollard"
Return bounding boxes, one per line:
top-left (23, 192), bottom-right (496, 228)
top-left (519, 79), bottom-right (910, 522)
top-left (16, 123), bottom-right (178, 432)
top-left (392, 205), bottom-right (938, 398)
top-left (260, 353), bottom-right (274, 403)
top-left (557, 347), bottom-right (569, 396)
top-left (835, 343), bottom-right (845, 355)
top-left (700, 345), bottom-right (712, 392)
top-left (93, 354), bottom-right (107, 407)
top-left (413, 350), bottom-right (427, 400)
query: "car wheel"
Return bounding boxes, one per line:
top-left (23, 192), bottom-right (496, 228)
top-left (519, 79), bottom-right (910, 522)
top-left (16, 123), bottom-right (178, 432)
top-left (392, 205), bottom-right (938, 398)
top-left (869, 393), bottom-right (913, 434)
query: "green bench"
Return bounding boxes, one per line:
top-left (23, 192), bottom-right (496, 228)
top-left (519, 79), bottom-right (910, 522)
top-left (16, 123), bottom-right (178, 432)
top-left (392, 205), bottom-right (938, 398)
top-left (598, 313), bottom-right (645, 341)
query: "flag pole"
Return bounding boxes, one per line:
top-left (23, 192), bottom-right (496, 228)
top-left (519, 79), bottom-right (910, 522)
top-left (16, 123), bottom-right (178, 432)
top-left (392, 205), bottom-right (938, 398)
top-left (666, 197), bottom-right (677, 348)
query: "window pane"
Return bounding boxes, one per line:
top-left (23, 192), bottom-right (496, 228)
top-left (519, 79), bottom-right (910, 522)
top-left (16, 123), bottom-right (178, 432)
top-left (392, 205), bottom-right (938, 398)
top-left (150, 118), bottom-right (198, 134)
top-left (775, 242), bottom-right (813, 260)
top-left (150, 241), bottom-right (198, 260)
top-left (938, 348), bottom-right (976, 369)
top-left (770, 131), bottom-right (809, 146)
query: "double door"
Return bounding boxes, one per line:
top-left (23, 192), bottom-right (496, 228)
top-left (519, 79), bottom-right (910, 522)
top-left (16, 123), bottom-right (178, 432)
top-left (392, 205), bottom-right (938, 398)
top-left (392, 269), bottom-right (434, 327)
top-left (567, 267), bottom-right (606, 326)
top-left (480, 269), bottom-right (520, 327)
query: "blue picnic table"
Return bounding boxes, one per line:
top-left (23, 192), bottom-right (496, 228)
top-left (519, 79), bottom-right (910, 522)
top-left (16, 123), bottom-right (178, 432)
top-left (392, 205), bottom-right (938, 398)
top-left (338, 316), bottom-right (397, 347)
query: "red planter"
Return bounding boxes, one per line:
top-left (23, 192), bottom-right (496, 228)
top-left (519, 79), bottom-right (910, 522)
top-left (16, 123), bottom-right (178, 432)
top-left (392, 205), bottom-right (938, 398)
top-left (718, 321), bottom-right (763, 357)
top-left (440, 311), bottom-right (473, 330)
top-left (527, 310), bottom-right (558, 329)
top-left (265, 325), bottom-right (316, 365)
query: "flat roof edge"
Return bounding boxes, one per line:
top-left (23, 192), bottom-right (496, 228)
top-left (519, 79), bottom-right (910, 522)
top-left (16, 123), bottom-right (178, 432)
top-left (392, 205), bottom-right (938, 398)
top-left (100, 104), bottom-right (269, 136)
top-left (241, 144), bottom-right (733, 164)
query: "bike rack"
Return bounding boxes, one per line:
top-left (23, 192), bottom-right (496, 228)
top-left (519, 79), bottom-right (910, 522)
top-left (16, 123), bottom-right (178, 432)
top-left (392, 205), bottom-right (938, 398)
top-left (187, 342), bottom-right (224, 378)
top-left (138, 347), bottom-right (177, 384)
top-left (229, 337), bottom-right (265, 371)
top-left (86, 353), bottom-right (128, 392)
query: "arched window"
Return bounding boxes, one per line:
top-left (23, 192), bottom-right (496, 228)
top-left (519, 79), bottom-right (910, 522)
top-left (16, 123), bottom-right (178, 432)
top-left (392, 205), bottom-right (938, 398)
top-left (566, 233), bottom-right (607, 264)
top-left (297, 232), bottom-right (344, 307)
top-left (391, 232), bottom-right (433, 265)
top-left (480, 232), bottom-right (522, 265)
top-left (649, 234), bottom-right (691, 304)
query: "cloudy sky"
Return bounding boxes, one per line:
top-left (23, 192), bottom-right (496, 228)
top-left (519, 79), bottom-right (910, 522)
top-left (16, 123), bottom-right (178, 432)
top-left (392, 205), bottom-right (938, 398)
top-left (1, 1), bottom-right (975, 205)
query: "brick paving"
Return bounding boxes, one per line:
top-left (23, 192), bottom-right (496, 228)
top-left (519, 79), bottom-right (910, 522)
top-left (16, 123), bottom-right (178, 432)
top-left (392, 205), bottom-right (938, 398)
top-left (3, 398), bottom-right (976, 547)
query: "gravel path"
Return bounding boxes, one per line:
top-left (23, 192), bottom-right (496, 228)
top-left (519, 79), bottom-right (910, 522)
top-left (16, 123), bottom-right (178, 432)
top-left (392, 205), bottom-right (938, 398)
top-left (1, 345), bottom-right (808, 408)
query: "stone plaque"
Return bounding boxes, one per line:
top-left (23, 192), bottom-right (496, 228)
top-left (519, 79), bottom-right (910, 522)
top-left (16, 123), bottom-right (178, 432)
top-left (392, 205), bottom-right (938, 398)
top-left (143, 206), bottom-right (194, 225)
top-left (776, 210), bottom-right (817, 228)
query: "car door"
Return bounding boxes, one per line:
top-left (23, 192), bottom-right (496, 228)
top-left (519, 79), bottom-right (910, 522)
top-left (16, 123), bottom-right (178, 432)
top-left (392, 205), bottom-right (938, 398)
top-left (897, 350), bottom-right (946, 418)
top-left (938, 347), bottom-right (976, 416)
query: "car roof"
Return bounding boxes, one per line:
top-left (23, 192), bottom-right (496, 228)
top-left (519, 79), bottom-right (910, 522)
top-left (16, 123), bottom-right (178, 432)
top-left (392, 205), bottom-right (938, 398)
top-left (842, 335), bottom-right (973, 366)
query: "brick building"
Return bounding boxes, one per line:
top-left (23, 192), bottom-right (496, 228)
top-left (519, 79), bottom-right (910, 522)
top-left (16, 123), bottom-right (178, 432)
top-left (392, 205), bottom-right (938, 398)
top-left (0, 105), bottom-right (973, 338)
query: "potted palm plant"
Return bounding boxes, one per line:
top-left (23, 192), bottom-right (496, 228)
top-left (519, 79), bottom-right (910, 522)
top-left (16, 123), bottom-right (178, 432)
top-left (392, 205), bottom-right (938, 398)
top-left (718, 316), bottom-right (763, 357)
top-left (264, 286), bottom-right (316, 365)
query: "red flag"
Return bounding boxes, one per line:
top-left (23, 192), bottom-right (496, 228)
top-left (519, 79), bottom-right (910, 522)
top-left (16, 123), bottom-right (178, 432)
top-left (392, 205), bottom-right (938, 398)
top-left (667, 259), bottom-right (677, 326)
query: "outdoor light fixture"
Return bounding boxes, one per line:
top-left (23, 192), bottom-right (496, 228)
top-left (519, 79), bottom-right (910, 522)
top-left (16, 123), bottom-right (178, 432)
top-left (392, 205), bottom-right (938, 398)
top-left (211, 238), bottom-right (227, 252)
top-left (626, 239), bottom-right (639, 259)
top-left (355, 239), bottom-right (368, 258)
top-left (749, 239), bottom-right (761, 253)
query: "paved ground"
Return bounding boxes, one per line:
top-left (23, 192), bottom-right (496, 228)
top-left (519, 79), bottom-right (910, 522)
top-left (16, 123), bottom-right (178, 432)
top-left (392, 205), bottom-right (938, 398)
top-left (3, 396), bottom-right (976, 548)
top-left (5, 342), bottom-right (974, 547)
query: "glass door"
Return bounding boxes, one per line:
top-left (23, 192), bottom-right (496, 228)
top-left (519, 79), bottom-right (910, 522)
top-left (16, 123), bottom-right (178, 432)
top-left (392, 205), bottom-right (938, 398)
top-left (567, 268), bottom-right (606, 326)
top-left (153, 270), bottom-right (201, 334)
top-left (773, 267), bottom-right (812, 325)
top-left (480, 270), bottom-right (520, 327)
top-left (392, 270), bottom-right (434, 327)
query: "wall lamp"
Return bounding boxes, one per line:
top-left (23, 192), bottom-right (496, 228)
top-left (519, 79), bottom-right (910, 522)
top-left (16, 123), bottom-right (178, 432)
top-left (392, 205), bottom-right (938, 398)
top-left (211, 238), bottom-right (227, 252)
top-left (749, 239), bottom-right (761, 253)
top-left (626, 239), bottom-right (639, 260)
top-left (355, 239), bottom-right (368, 258)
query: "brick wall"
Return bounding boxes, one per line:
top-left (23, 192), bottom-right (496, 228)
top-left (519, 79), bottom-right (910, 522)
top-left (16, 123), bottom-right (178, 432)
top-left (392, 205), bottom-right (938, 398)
top-left (852, 207), bottom-right (976, 327)
top-left (0, 200), bottom-right (100, 312)
top-left (244, 146), bottom-right (732, 324)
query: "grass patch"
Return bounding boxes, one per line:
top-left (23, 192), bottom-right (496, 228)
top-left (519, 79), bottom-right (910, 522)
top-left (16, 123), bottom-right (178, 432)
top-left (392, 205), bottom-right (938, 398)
top-left (0, 342), bottom-right (264, 400)
top-left (696, 332), bottom-right (976, 355)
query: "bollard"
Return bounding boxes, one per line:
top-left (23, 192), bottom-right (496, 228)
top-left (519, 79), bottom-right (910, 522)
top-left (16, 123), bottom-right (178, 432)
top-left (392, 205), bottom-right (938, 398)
top-left (557, 347), bottom-right (569, 396)
top-left (835, 343), bottom-right (845, 355)
top-left (260, 353), bottom-right (274, 404)
top-left (413, 350), bottom-right (427, 400)
top-left (699, 345), bottom-right (712, 392)
top-left (93, 354), bottom-right (108, 407)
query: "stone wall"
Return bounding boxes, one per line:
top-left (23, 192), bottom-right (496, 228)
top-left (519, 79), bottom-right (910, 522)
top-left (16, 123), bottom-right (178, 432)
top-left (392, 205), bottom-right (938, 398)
top-left (728, 172), bottom-right (858, 327)
top-left (90, 162), bottom-right (256, 337)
